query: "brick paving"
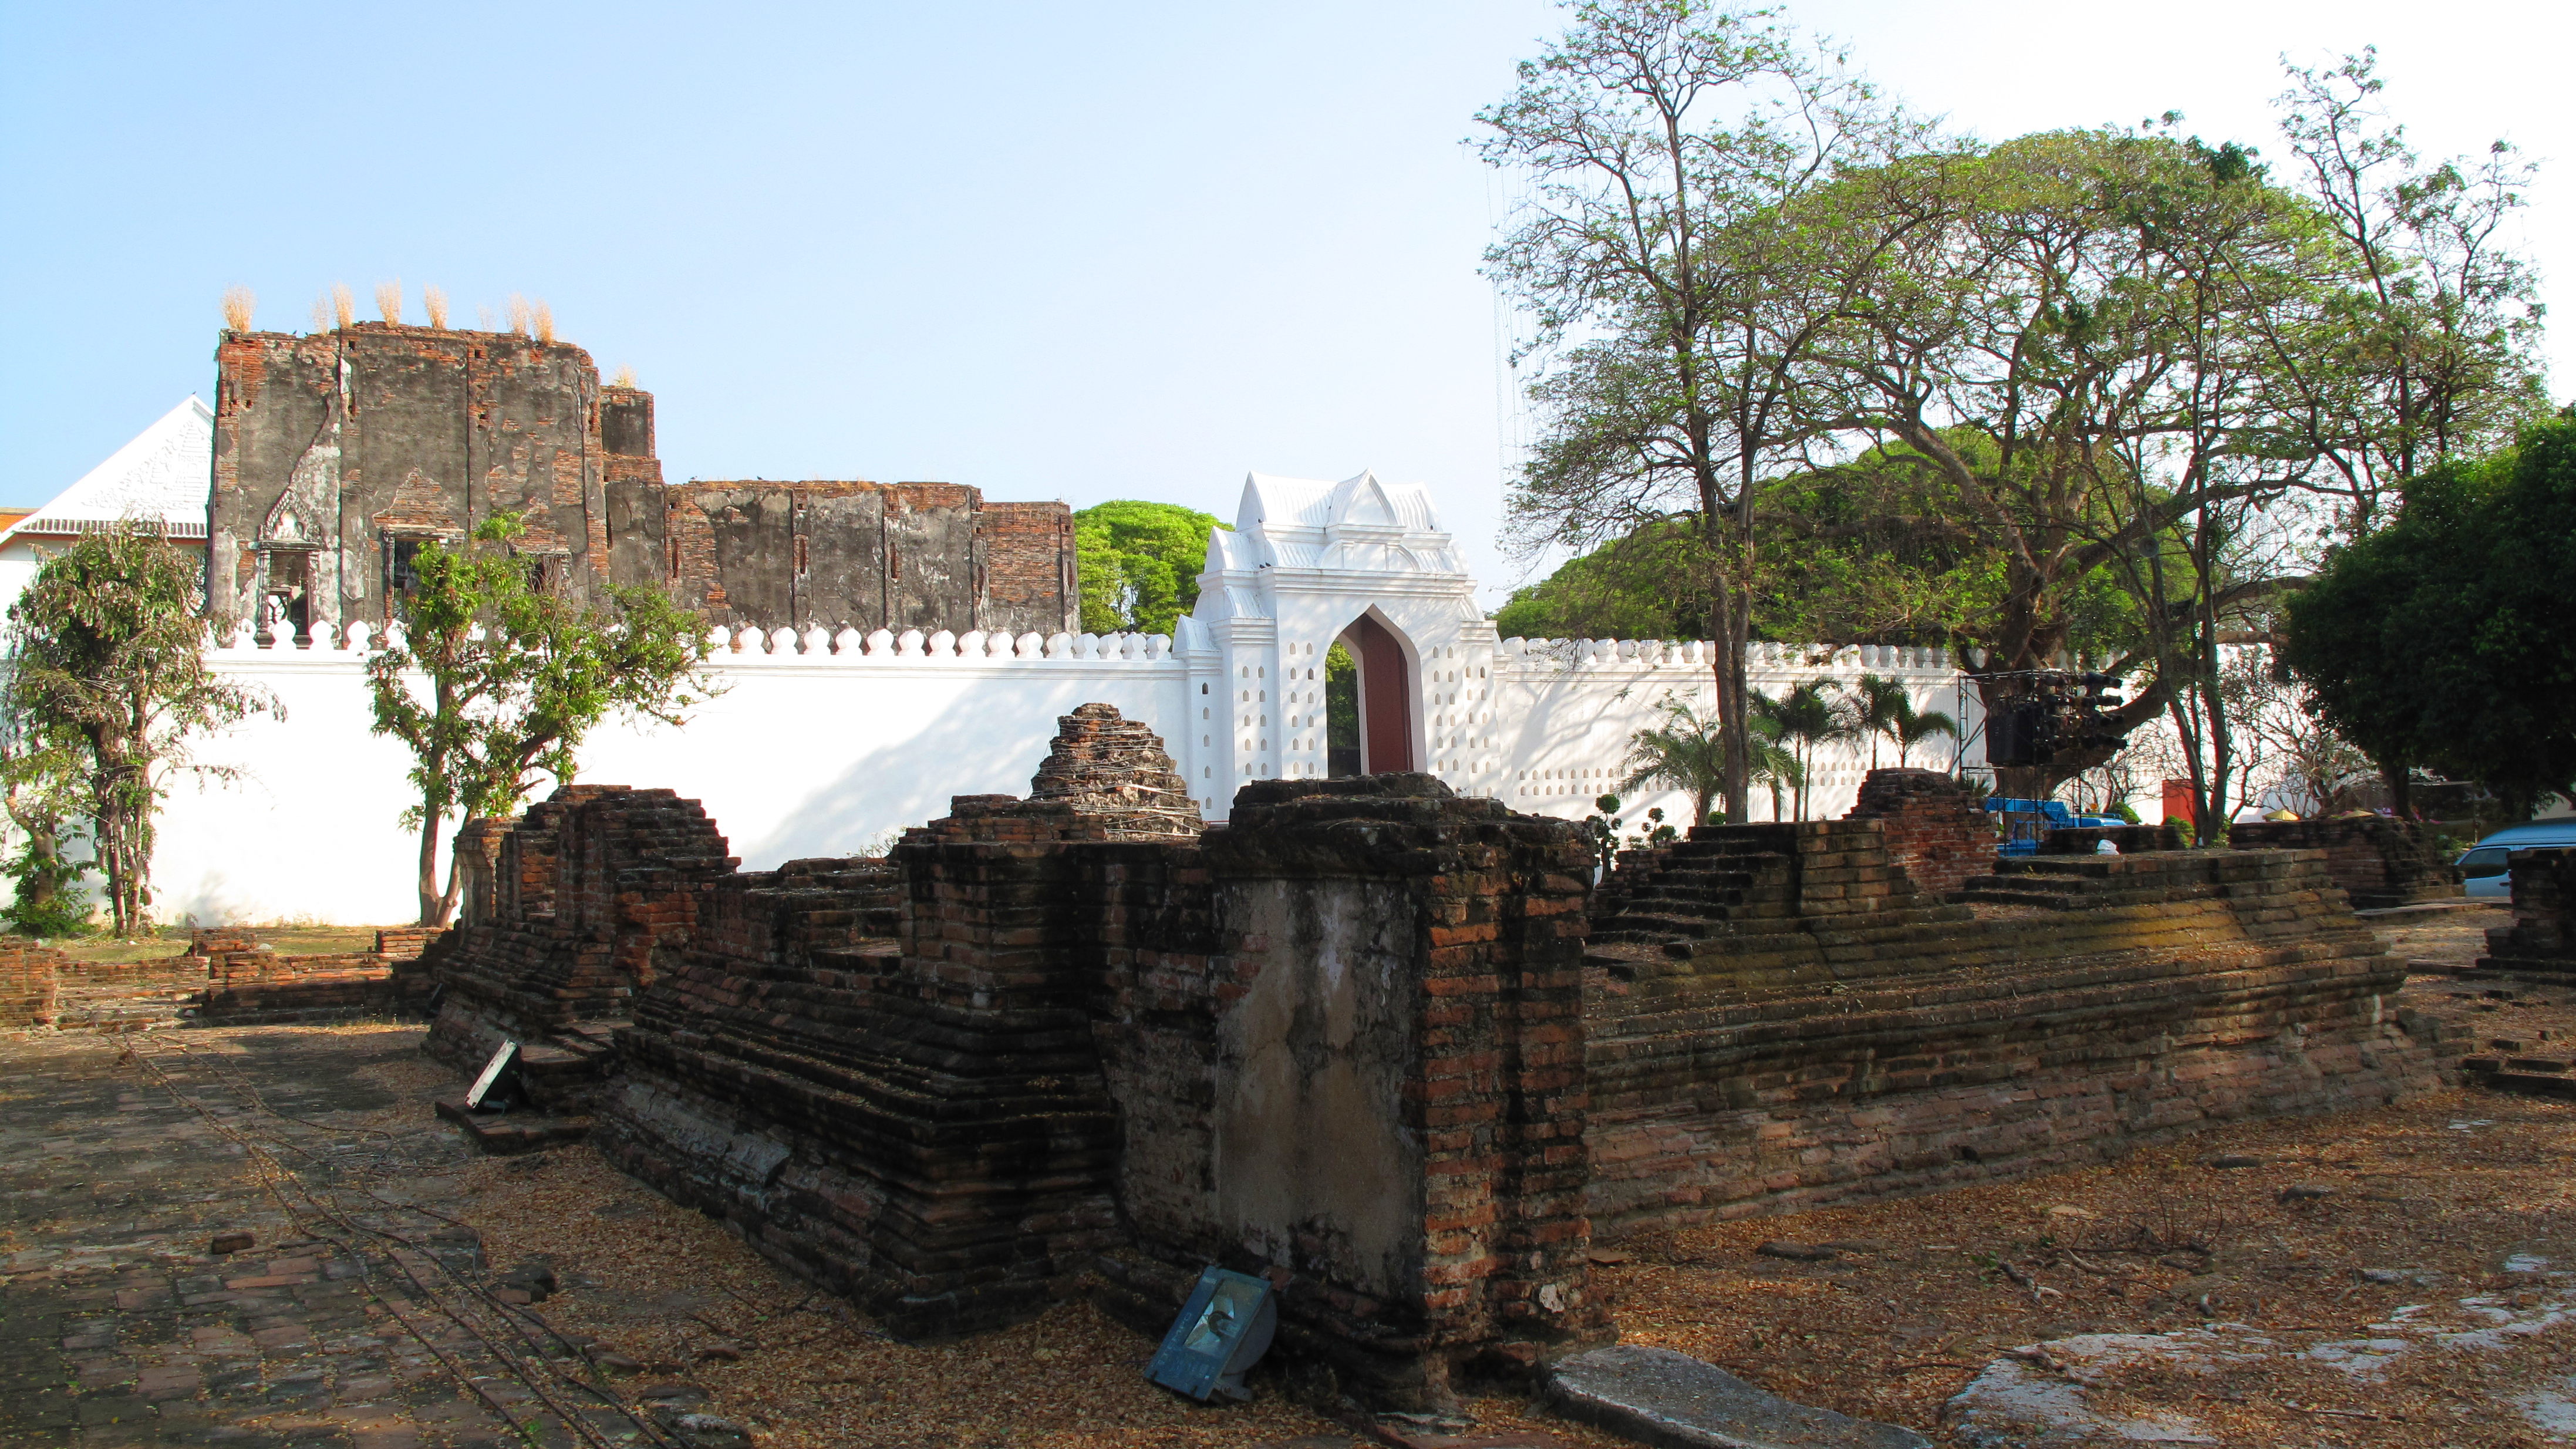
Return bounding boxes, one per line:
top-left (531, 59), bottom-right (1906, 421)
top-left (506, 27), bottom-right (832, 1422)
top-left (0, 1025), bottom-right (660, 1448)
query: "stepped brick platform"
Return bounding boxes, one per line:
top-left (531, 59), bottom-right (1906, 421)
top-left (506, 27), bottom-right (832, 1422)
top-left (2460, 1052), bottom-right (2576, 1100)
top-left (430, 745), bottom-right (2450, 1414)
top-left (1580, 820), bottom-right (2447, 1236)
top-left (422, 786), bottom-right (737, 1110)
top-left (2473, 847), bottom-right (2576, 982)
top-left (2227, 816), bottom-right (2457, 908)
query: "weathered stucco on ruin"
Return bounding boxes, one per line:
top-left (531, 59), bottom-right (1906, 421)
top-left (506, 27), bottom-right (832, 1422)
top-left (1213, 877), bottom-right (1422, 1306)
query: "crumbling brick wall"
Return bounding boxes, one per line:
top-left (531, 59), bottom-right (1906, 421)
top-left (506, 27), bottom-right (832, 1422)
top-left (2045, 823), bottom-right (2187, 854)
top-left (978, 501), bottom-right (1080, 636)
top-left (0, 939), bottom-right (69, 1030)
top-left (2227, 817), bottom-right (2457, 908)
top-left (214, 322), bottom-right (1075, 645)
top-left (212, 324), bottom-right (633, 641)
top-left (423, 786), bottom-right (735, 1081)
top-left (1840, 767), bottom-right (1994, 898)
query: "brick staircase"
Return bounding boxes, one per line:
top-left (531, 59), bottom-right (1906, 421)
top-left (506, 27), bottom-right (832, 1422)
top-left (1589, 835), bottom-right (1801, 953)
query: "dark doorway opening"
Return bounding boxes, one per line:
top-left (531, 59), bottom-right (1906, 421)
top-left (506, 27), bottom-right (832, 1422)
top-left (1324, 643), bottom-right (1360, 777)
top-left (1337, 613), bottom-right (1415, 775)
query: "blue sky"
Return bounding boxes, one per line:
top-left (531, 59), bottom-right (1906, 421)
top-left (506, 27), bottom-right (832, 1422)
top-left (2, 0), bottom-right (2564, 605)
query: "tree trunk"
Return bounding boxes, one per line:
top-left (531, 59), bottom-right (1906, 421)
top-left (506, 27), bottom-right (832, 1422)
top-left (417, 811), bottom-right (448, 927)
top-left (2379, 759), bottom-right (2413, 819)
top-left (437, 822), bottom-right (474, 926)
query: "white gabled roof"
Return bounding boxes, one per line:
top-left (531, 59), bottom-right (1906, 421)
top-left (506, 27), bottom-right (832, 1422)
top-left (1234, 469), bottom-right (1441, 537)
top-left (8, 397), bottom-right (212, 541)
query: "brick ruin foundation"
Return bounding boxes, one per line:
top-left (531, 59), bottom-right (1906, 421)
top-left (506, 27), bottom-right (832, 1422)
top-left (1579, 821), bottom-right (2443, 1233)
top-left (421, 709), bottom-right (2449, 1411)
top-left (2476, 846), bottom-right (2576, 981)
top-left (0, 928), bottom-right (436, 1034)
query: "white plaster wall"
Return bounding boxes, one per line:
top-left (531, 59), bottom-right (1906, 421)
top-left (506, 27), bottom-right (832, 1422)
top-left (154, 628), bottom-right (1188, 926)
top-left (144, 626), bottom-right (1978, 926)
top-left (1491, 638), bottom-right (1978, 830)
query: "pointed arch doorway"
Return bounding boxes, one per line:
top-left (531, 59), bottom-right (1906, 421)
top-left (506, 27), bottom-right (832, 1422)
top-left (1326, 612), bottom-right (1414, 777)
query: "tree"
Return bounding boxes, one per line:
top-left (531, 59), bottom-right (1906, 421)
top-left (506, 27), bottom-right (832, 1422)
top-left (1852, 672), bottom-right (1958, 770)
top-left (1754, 678), bottom-right (1856, 820)
top-left (1619, 694), bottom-right (1727, 825)
top-left (1741, 686), bottom-right (1804, 820)
top-left (1074, 501), bottom-right (1226, 635)
top-left (1493, 519), bottom-right (1712, 641)
top-left (4, 523), bottom-right (272, 936)
top-left (2280, 417), bottom-right (2576, 821)
top-left (2272, 50), bottom-right (2549, 528)
top-left (1479, 0), bottom-right (1906, 824)
top-left (369, 514), bottom-right (717, 926)
top-left (2223, 645), bottom-right (2368, 817)
top-left (0, 729), bottom-right (92, 937)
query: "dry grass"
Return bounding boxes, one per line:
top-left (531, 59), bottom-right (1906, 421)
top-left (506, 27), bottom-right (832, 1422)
top-left (332, 282), bottom-right (356, 329)
top-left (451, 1147), bottom-right (1622, 1449)
top-left (310, 294), bottom-right (333, 332)
top-left (221, 285), bottom-right (255, 332)
top-left (611, 365), bottom-right (638, 389)
top-left (533, 299), bottom-right (556, 345)
top-left (38, 923), bottom-right (392, 966)
top-left (507, 292), bottom-right (533, 336)
top-left (375, 279), bottom-right (403, 325)
top-left (423, 285), bottom-right (449, 329)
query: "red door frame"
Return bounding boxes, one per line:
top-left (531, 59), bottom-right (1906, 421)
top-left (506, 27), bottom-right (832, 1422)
top-left (1344, 614), bottom-right (1415, 774)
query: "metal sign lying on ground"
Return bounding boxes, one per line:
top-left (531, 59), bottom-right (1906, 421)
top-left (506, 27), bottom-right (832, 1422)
top-left (464, 1040), bottom-right (519, 1110)
top-left (1147, 1266), bottom-right (1276, 1401)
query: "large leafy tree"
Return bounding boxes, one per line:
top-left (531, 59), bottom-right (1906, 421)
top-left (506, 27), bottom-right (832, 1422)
top-left (2279, 416), bottom-right (2576, 821)
top-left (1074, 501), bottom-right (1226, 635)
top-left (4, 524), bottom-right (273, 936)
top-left (369, 514), bottom-right (717, 926)
top-left (1479, 0), bottom-right (1907, 824)
top-left (1484, 12), bottom-right (2547, 810)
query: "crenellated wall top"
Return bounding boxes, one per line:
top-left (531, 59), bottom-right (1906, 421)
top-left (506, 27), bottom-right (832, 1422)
top-left (205, 621), bottom-right (1184, 666)
top-left (1498, 636), bottom-right (1955, 673)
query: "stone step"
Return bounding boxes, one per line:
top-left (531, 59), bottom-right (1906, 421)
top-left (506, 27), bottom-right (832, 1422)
top-left (433, 1096), bottom-right (594, 1155)
top-left (1593, 915), bottom-right (1721, 942)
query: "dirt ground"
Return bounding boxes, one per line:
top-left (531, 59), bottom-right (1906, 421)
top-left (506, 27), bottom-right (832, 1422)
top-left (4, 904), bottom-right (2566, 1448)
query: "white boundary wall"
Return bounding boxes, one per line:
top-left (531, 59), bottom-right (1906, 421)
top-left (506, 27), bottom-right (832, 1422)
top-left (147, 471), bottom-right (1980, 925)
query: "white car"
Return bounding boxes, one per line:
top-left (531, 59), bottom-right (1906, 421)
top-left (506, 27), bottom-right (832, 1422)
top-left (2456, 821), bottom-right (2576, 899)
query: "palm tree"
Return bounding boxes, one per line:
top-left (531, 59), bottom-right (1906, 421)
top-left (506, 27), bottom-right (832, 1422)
top-left (1620, 696), bottom-right (1727, 827)
top-left (1767, 678), bottom-right (1859, 821)
top-left (1894, 704), bottom-right (1960, 768)
top-left (1853, 672), bottom-right (1960, 770)
top-left (1744, 689), bottom-right (1810, 823)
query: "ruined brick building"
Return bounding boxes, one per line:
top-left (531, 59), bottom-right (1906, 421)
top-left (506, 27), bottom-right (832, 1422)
top-left (208, 323), bottom-right (1078, 642)
top-left (419, 710), bottom-right (2451, 1411)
